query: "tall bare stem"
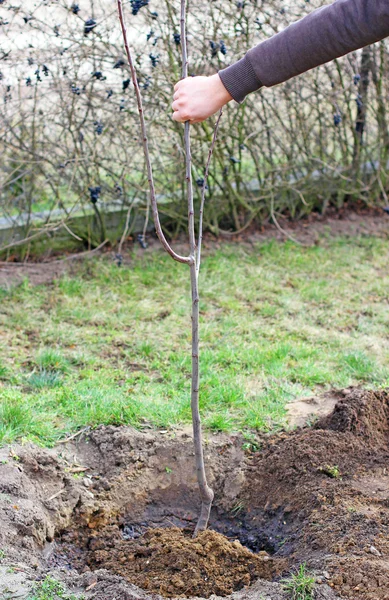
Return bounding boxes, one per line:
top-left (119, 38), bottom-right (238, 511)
top-left (117, 0), bottom-right (221, 535)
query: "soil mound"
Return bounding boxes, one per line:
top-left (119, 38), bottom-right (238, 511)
top-left (317, 388), bottom-right (389, 443)
top-left (85, 527), bottom-right (278, 598)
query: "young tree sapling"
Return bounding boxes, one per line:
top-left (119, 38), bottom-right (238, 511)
top-left (117, 0), bottom-right (222, 535)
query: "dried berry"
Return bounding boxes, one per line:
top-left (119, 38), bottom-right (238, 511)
top-left (219, 40), bottom-right (227, 55)
top-left (89, 186), bottom-right (101, 204)
top-left (122, 78), bottom-right (131, 91)
top-left (333, 113), bottom-right (342, 126)
top-left (93, 71), bottom-right (105, 80)
top-left (147, 29), bottom-right (154, 42)
top-left (42, 65), bottom-right (49, 76)
top-left (84, 18), bottom-right (97, 35)
top-left (209, 40), bottom-right (219, 58)
top-left (25, 77), bottom-right (32, 87)
top-left (94, 121), bottom-right (103, 135)
top-left (114, 59), bottom-right (125, 69)
top-left (107, 89), bottom-right (113, 99)
top-left (149, 54), bottom-right (159, 68)
top-left (130, 0), bottom-right (149, 16)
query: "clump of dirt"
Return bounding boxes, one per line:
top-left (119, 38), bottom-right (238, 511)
top-left (84, 527), bottom-right (278, 597)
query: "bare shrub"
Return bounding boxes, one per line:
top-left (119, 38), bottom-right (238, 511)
top-left (1, 0), bottom-right (388, 252)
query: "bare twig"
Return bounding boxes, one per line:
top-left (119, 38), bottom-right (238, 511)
top-left (57, 426), bottom-right (91, 443)
top-left (116, 0), bottom-right (191, 266)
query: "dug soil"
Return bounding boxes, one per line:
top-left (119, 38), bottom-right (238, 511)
top-left (1, 388), bottom-right (389, 600)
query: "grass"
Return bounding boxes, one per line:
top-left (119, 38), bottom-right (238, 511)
top-left (0, 235), bottom-right (389, 446)
top-left (27, 576), bottom-right (83, 600)
top-left (282, 563), bottom-right (315, 600)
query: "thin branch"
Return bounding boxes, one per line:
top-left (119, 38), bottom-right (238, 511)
top-left (116, 0), bottom-right (191, 266)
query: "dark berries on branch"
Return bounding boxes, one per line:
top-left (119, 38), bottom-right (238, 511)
top-left (209, 41), bottom-right (219, 58)
top-left (42, 65), bottom-right (49, 76)
top-left (130, 0), bottom-right (149, 16)
top-left (89, 186), bottom-right (101, 204)
top-left (107, 89), bottom-right (113, 99)
top-left (147, 29), bottom-right (154, 41)
top-left (93, 71), bottom-right (105, 80)
top-left (122, 78), bottom-right (131, 91)
top-left (94, 121), bottom-right (104, 135)
top-left (355, 94), bottom-right (363, 109)
top-left (114, 59), bottom-right (125, 69)
top-left (353, 74), bottom-right (361, 86)
top-left (71, 84), bottom-right (81, 95)
top-left (173, 33), bottom-right (181, 46)
top-left (71, 3), bottom-right (80, 14)
top-left (149, 54), bottom-right (159, 68)
top-left (333, 113), bottom-right (342, 126)
top-left (219, 40), bottom-right (227, 55)
top-left (25, 77), bottom-right (32, 87)
top-left (84, 19), bottom-right (97, 35)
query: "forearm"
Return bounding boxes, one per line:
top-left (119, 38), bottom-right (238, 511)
top-left (219, 0), bottom-right (389, 102)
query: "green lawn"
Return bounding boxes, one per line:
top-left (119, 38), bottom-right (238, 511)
top-left (0, 236), bottom-right (388, 446)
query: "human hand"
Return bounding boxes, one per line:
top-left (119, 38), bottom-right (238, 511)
top-left (172, 74), bottom-right (233, 124)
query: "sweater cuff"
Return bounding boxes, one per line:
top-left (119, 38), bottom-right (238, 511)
top-left (218, 55), bottom-right (263, 103)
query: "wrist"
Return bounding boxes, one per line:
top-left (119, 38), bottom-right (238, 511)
top-left (210, 73), bottom-right (233, 106)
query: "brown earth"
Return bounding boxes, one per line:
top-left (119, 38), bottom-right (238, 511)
top-left (84, 527), bottom-right (279, 597)
top-left (1, 388), bottom-right (389, 599)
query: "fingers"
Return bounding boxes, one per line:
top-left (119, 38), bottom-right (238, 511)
top-left (172, 111), bottom-right (184, 123)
